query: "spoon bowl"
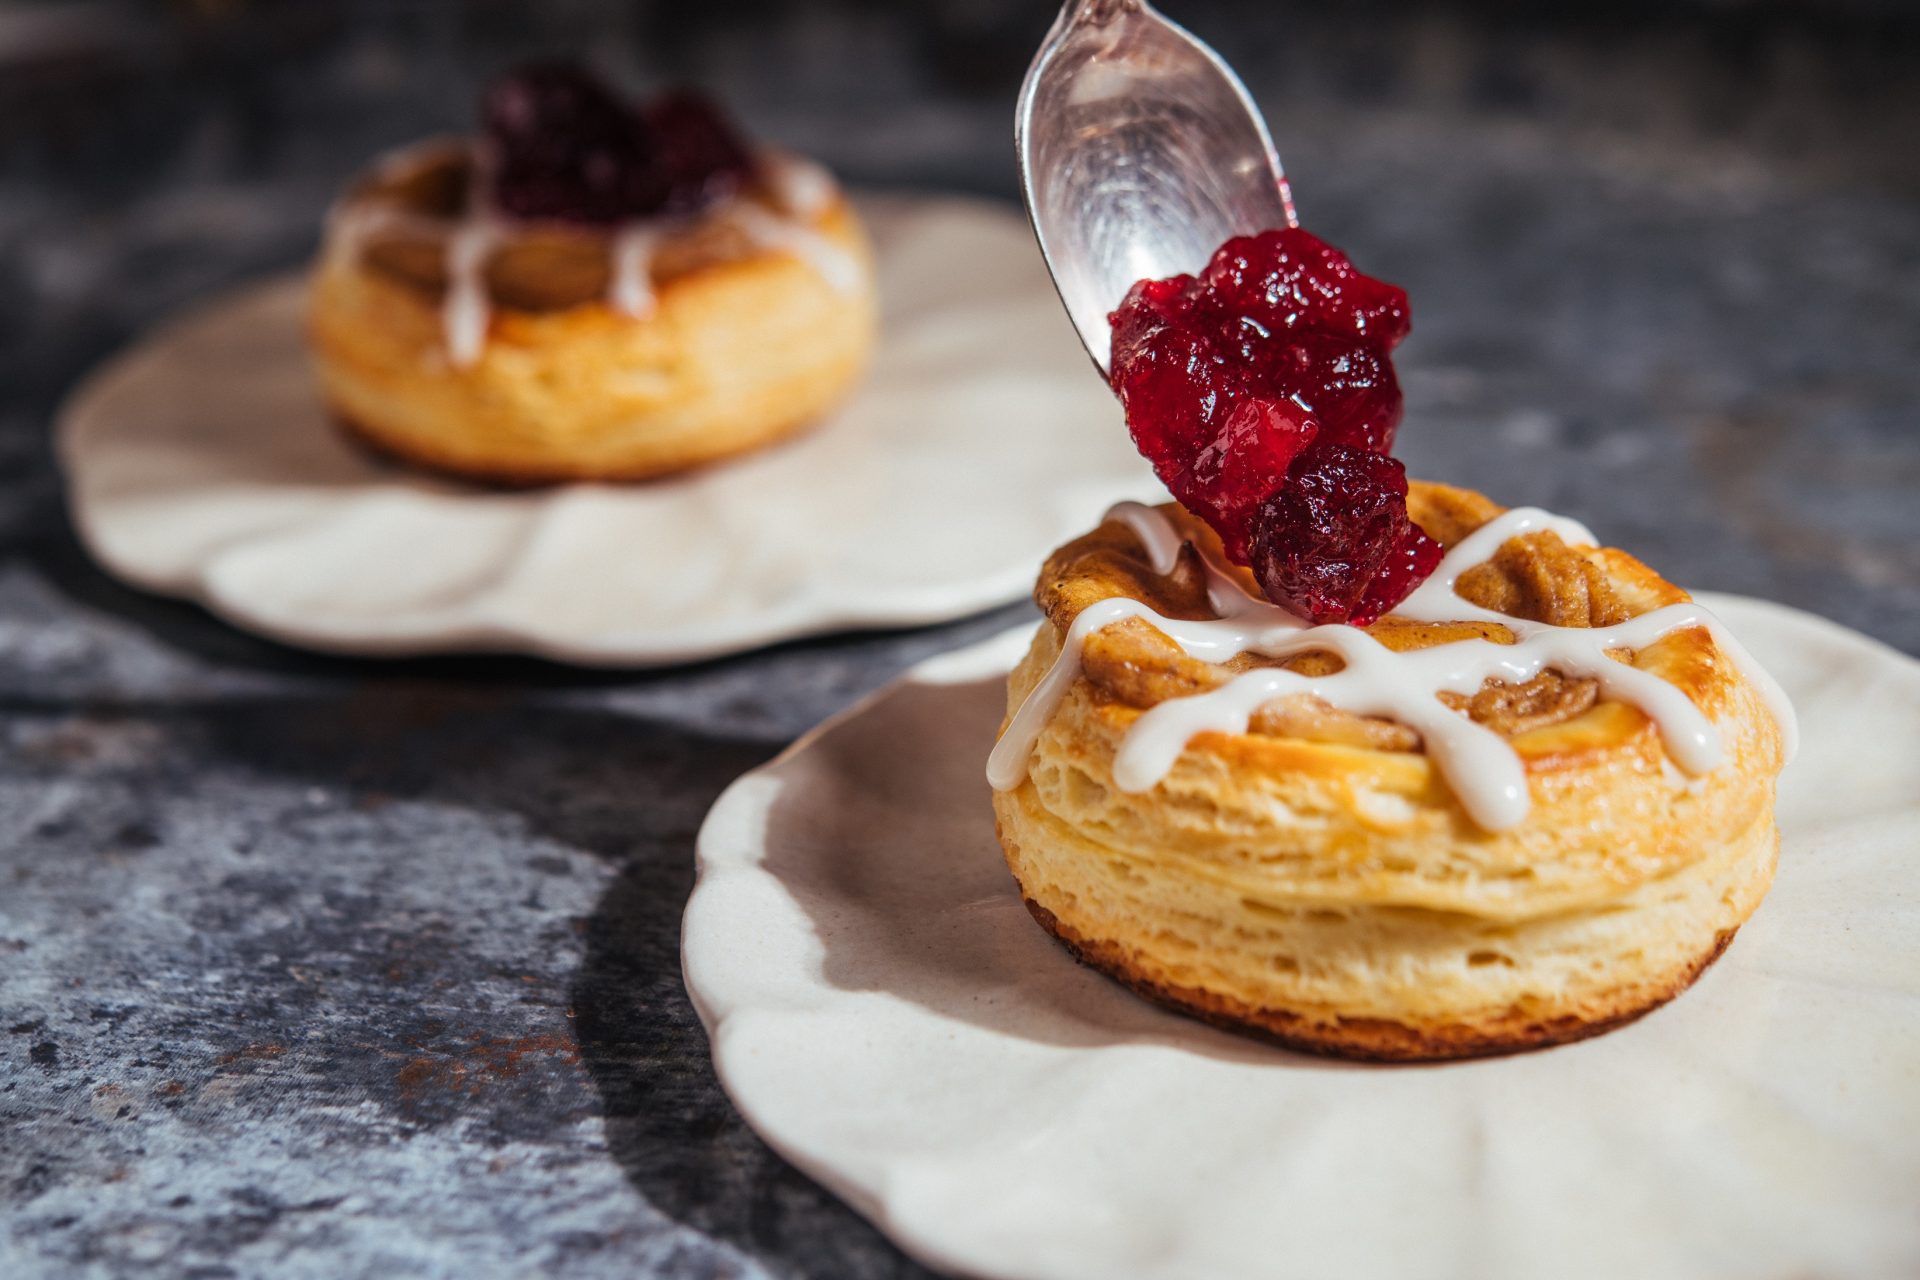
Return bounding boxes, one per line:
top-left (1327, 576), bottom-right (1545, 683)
top-left (1016, 0), bottom-right (1297, 374)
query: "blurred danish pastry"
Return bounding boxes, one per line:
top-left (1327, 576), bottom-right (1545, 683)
top-left (308, 63), bottom-right (876, 483)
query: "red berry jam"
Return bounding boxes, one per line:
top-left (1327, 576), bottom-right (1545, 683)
top-left (643, 89), bottom-right (757, 215)
top-left (1250, 443), bottom-right (1441, 625)
top-left (1108, 227), bottom-right (1437, 624)
top-left (483, 63), bottom-right (754, 225)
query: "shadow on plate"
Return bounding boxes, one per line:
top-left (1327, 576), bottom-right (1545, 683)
top-left (750, 667), bottom-right (1377, 1071)
top-left (23, 492), bottom-right (1026, 692)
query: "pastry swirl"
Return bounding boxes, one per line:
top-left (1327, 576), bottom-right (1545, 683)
top-left (990, 481), bottom-right (1789, 1060)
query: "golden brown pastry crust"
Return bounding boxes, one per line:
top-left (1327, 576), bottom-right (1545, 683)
top-left (307, 144), bottom-right (877, 483)
top-left (991, 482), bottom-right (1787, 1061)
top-left (1020, 897), bottom-right (1741, 1062)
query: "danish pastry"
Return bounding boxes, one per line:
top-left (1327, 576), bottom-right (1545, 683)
top-left (308, 63), bottom-right (876, 483)
top-left (988, 226), bottom-right (1794, 1060)
top-left (988, 489), bottom-right (1793, 1061)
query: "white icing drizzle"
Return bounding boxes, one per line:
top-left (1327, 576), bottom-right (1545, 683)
top-left (726, 202), bottom-right (866, 293)
top-left (986, 502), bottom-right (1798, 831)
top-left (609, 223), bottom-right (667, 318)
top-left (437, 139), bottom-right (503, 369)
top-left (324, 140), bottom-right (859, 366)
top-left (441, 216), bottom-right (500, 368)
top-left (761, 151), bottom-right (838, 218)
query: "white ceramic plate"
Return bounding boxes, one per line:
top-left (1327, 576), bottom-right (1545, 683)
top-left (686, 595), bottom-right (1920, 1280)
top-left (56, 196), bottom-right (1159, 665)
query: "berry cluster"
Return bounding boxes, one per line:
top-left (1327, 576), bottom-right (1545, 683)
top-left (482, 62), bottom-right (754, 224)
top-left (1108, 227), bottom-right (1440, 624)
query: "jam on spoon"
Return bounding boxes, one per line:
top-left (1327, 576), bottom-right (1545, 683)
top-left (1108, 227), bottom-right (1440, 625)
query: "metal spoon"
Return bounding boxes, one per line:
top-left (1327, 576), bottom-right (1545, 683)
top-left (1016, 0), bottom-right (1297, 375)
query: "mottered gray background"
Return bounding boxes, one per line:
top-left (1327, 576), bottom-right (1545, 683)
top-left (2, 2), bottom-right (1917, 1276)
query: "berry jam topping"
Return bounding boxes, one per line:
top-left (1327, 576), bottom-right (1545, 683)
top-left (643, 89), bottom-right (757, 214)
top-left (1108, 226), bottom-right (1436, 624)
top-left (1250, 443), bottom-right (1442, 626)
top-left (483, 62), bottom-right (755, 225)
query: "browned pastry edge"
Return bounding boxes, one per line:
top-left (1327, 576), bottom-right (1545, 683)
top-left (329, 405), bottom-right (826, 487)
top-left (1020, 895), bottom-right (1737, 1064)
top-left (1032, 489), bottom-right (1704, 751)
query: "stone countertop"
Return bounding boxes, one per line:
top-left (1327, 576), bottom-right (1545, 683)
top-left (2, 3), bottom-right (1916, 1277)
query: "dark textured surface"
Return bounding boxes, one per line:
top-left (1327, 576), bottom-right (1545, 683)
top-left (2, 2), bottom-right (1917, 1277)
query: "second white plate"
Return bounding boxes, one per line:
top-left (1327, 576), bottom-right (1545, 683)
top-left (57, 195), bottom-right (1159, 665)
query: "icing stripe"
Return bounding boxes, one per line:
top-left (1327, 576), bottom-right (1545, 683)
top-left (987, 502), bottom-right (1797, 831)
top-left (325, 143), bottom-right (857, 366)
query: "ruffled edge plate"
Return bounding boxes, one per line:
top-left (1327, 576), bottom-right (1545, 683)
top-left (57, 195), bottom-right (1160, 665)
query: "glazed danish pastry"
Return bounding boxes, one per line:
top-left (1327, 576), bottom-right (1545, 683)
top-left (988, 216), bottom-right (1793, 1061)
top-left (988, 485), bottom-right (1794, 1061)
top-left (308, 64), bottom-right (876, 483)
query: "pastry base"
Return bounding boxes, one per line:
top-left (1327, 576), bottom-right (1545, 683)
top-left (328, 403), bottom-right (825, 487)
top-left (1019, 895), bottom-right (1739, 1063)
top-left (994, 785), bottom-right (1777, 1063)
